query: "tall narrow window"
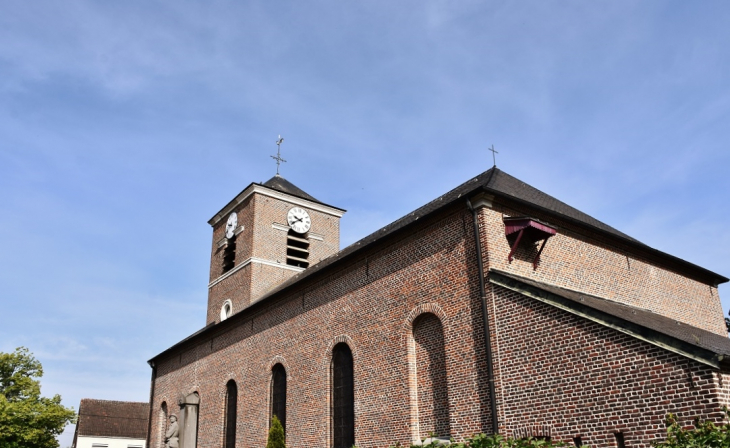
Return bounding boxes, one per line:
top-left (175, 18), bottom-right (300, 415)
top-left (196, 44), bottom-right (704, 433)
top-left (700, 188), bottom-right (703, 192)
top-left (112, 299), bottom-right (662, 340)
top-left (413, 313), bottom-right (450, 439)
top-left (271, 364), bottom-right (287, 434)
top-left (331, 343), bottom-right (354, 448)
top-left (224, 380), bottom-right (237, 448)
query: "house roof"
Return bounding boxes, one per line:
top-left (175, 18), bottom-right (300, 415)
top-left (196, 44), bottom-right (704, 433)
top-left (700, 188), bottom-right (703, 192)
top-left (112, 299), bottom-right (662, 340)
top-left (489, 269), bottom-right (730, 369)
top-left (76, 399), bottom-right (149, 439)
top-left (151, 167), bottom-right (727, 363)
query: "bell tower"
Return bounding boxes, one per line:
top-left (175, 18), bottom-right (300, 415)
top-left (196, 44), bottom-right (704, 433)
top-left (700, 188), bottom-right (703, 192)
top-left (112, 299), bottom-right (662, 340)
top-left (205, 175), bottom-right (345, 325)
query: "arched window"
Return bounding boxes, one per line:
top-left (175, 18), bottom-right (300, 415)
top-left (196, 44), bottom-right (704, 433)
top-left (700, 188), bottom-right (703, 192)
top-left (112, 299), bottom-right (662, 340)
top-left (331, 343), bottom-right (354, 448)
top-left (271, 364), bottom-right (287, 433)
top-left (413, 313), bottom-right (450, 439)
top-left (224, 380), bottom-right (237, 448)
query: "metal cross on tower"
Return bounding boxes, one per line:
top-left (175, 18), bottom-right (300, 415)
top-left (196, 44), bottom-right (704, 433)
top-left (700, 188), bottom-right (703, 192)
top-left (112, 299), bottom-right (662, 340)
top-left (488, 145), bottom-right (498, 167)
top-left (271, 135), bottom-right (287, 176)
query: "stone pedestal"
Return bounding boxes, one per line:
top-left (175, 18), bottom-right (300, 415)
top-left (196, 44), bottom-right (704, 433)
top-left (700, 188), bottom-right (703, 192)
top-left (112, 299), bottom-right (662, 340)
top-left (178, 392), bottom-right (200, 448)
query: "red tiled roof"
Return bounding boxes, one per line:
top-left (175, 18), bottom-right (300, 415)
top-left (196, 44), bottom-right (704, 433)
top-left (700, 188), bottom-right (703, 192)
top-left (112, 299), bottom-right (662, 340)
top-left (76, 399), bottom-right (149, 439)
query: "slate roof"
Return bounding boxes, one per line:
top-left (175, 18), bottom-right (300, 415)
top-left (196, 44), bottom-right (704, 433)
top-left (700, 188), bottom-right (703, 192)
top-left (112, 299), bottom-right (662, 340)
top-left (209, 175), bottom-right (345, 225)
top-left (489, 269), bottom-right (730, 365)
top-left (484, 168), bottom-right (638, 242)
top-left (262, 175), bottom-right (322, 204)
top-left (259, 167), bottom-right (725, 292)
top-left (151, 167), bottom-right (727, 363)
top-left (76, 399), bottom-right (149, 439)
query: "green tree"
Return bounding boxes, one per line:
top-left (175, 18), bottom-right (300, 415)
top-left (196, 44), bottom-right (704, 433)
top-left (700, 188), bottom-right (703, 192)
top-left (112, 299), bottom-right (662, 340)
top-left (266, 414), bottom-right (286, 448)
top-left (0, 347), bottom-right (76, 448)
top-left (652, 408), bottom-right (730, 447)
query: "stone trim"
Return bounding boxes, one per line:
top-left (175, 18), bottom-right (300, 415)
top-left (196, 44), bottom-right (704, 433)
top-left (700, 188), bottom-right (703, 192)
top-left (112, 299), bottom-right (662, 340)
top-left (210, 184), bottom-right (345, 226)
top-left (404, 303), bottom-right (448, 331)
top-left (325, 335), bottom-right (358, 360)
top-left (267, 355), bottom-right (292, 380)
top-left (209, 257), bottom-right (305, 288)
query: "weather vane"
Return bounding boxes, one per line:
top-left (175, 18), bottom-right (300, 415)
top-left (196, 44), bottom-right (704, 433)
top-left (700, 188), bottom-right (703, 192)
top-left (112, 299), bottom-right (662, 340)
top-left (271, 135), bottom-right (286, 176)
top-left (488, 144), bottom-right (498, 167)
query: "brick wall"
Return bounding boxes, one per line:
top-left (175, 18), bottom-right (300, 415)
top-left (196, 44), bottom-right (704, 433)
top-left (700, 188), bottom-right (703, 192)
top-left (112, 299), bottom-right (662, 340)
top-left (488, 283), bottom-right (729, 447)
top-left (209, 195), bottom-right (255, 282)
top-left (249, 194), bottom-right (340, 265)
top-left (152, 207), bottom-right (494, 448)
top-left (155, 195), bottom-right (728, 448)
top-left (206, 191), bottom-right (342, 325)
top-left (478, 201), bottom-right (725, 335)
top-left (413, 313), bottom-right (450, 439)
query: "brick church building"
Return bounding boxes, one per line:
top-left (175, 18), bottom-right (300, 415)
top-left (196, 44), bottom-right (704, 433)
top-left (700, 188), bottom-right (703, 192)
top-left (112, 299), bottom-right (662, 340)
top-left (147, 167), bottom-right (730, 448)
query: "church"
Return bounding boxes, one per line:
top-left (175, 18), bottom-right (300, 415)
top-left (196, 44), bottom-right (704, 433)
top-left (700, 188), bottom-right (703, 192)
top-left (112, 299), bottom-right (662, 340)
top-left (146, 166), bottom-right (730, 448)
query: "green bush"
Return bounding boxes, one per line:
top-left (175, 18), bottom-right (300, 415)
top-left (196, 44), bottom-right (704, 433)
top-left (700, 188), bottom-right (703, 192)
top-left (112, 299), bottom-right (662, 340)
top-left (389, 434), bottom-right (576, 448)
top-left (652, 407), bottom-right (730, 448)
top-left (387, 408), bottom-right (730, 448)
top-left (266, 415), bottom-right (286, 448)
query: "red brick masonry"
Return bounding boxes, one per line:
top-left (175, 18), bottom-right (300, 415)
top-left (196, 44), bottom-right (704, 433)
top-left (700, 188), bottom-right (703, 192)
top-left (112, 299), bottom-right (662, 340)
top-left (149, 168), bottom-right (729, 448)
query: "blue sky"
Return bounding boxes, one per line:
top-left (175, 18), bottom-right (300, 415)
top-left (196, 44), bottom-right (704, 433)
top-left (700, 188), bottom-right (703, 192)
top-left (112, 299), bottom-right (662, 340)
top-left (1, 1), bottom-right (729, 446)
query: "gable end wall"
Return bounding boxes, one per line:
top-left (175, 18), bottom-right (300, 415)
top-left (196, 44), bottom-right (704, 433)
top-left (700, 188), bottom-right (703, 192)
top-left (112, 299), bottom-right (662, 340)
top-left (479, 202), bottom-right (725, 335)
top-left (490, 283), bottom-right (728, 447)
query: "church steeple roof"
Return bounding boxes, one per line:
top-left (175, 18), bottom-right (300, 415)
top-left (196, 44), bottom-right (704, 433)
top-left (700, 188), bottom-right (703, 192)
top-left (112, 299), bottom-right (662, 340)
top-left (261, 175), bottom-right (321, 205)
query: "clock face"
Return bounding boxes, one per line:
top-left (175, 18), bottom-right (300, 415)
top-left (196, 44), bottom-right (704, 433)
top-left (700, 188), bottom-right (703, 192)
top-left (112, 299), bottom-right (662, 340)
top-left (287, 207), bottom-right (311, 234)
top-left (225, 213), bottom-right (238, 239)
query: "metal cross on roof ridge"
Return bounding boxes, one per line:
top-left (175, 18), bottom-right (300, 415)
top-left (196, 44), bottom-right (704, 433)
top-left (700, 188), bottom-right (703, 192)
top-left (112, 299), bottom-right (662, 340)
top-left (488, 144), bottom-right (498, 167)
top-left (271, 135), bottom-right (286, 176)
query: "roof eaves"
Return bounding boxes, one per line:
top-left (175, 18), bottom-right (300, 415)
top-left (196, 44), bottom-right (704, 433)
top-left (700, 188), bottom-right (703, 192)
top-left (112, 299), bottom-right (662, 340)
top-left (483, 185), bottom-right (728, 286)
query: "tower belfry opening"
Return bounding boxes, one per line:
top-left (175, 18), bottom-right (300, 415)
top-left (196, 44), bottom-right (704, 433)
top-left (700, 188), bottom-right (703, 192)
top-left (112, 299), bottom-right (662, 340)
top-left (222, 235), bottom-right (236, 273)
top-left (205, 167), bottom-right (346, 324)
top-left (286, 230), bottom-right (310, 268)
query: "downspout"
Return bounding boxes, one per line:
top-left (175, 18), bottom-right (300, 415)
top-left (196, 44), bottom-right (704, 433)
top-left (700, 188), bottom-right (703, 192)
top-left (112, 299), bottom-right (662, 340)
top-left (146, 361), bottom-right (157, 448)
top-left (466, 198), bottom-right (499, 434)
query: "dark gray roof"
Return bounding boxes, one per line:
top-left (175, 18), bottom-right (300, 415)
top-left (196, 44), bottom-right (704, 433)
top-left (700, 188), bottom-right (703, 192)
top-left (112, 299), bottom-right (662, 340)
top-left (484, 168), bottom-right (638, 242)
top-left (489, 269), bottom-right (730, 364)
top-left (151, 167), bottom-right (727, 363)
top-left (209, 175), bottom-right (344, 225)
top-left (262, 175), bottom-right (321, 204)
top-left (76, 399), bottom-right (149, 439)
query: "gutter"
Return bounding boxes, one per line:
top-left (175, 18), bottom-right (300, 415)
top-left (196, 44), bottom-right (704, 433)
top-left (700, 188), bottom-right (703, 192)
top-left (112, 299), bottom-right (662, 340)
top-left (466, 197), bottom-right (500, 434)
top-left (146, 361), bottom-right (157, 448)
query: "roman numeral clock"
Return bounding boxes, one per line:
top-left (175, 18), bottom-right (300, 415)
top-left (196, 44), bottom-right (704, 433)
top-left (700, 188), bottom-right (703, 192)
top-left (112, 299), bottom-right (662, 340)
top-left (287, 207), bottom-right (311, 234)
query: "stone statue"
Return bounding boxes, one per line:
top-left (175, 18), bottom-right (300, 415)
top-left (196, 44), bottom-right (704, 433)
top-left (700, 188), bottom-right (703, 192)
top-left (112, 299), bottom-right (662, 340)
top-left (165, 415), bottom-right (179, 448)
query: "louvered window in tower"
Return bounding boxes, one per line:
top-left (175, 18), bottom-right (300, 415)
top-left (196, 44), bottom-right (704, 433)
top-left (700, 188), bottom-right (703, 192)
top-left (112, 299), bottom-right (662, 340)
top-left (222, 235), bottom-right (237, 273)
top-left (271, 364), bottom-right (287, 433)
top-left (331, 343), bottom-right (354, 448)
top-left (286, 230), bottom-right (310, 268)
